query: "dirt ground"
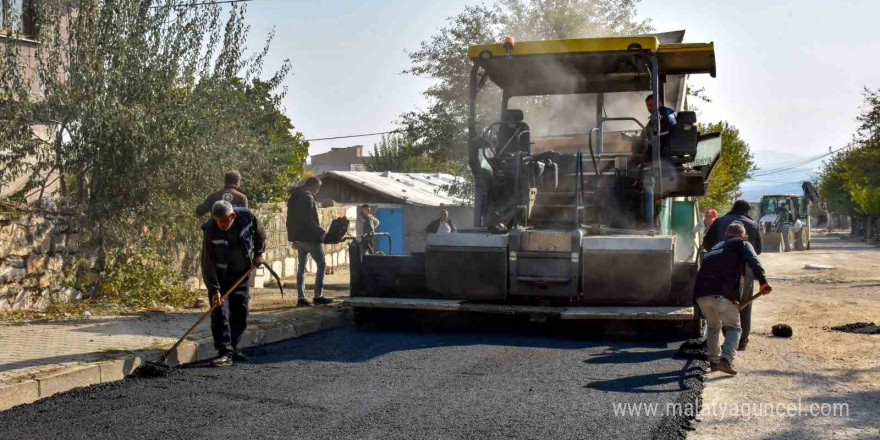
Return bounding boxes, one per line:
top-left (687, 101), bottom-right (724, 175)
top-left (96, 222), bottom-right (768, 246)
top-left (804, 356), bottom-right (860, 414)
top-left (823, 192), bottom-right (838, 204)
top-left (690, 233), bottom-right (880, 440)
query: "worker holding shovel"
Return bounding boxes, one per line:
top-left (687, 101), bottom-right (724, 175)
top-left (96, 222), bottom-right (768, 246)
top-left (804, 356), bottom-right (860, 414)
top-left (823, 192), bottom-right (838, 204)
top-left (694, 222), bottom-right (772, 376)
top-left (201, 200), bottom-right (266, 367)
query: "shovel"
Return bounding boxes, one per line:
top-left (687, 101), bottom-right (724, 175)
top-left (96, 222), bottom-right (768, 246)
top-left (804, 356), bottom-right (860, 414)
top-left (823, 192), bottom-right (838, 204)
top-left (738, 291), bottom-right (766, 311)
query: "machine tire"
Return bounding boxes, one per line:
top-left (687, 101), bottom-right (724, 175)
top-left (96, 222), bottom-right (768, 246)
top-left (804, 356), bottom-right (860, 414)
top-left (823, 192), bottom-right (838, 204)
top-left (781, 226), bottom-right (793, 252)
top-left (794, 229), bottom-right (805, 251)
top-left (764, 233), bottom-right (783, 252)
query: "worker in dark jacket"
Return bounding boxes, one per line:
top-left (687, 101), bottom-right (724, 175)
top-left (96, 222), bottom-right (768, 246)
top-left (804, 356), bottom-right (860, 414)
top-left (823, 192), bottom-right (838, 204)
top-left (201, 200), bottom-right (265, 367)
top-left (195, 170), bottom-right (248, 217)
top-left (703, 199), bottom-right (762, 351)
top-left (287, 176), bottom-right (332, 307)
top-left (694, 222), bottom-right (772, 375)
top-left (425, 209), bottom-right (457, 234)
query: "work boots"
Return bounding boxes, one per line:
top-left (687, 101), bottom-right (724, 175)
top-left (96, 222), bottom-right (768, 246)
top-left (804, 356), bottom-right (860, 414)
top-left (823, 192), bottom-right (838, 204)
top-left (296, 298), bottom-right (312, 307)
top-left (709, 359), bottom-right (738, 375)
top-left (313, 297), bottom-right (333, 305)
top-left (211, 353), bottom-right (233, 367)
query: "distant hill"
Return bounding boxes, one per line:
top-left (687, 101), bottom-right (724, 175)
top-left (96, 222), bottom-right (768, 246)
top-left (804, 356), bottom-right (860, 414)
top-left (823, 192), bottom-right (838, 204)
top-left (738, 149), bottom-right (822, 201)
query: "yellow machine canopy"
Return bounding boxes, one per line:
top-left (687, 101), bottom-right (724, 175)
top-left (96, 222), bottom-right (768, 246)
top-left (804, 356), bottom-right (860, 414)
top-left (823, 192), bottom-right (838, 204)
top-left (469, 36), bottom-right (715, 96)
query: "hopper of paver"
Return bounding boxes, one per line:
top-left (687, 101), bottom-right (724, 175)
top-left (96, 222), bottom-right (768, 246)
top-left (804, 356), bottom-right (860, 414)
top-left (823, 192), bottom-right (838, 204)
top-left (580, 236), bottom-right (676, 306)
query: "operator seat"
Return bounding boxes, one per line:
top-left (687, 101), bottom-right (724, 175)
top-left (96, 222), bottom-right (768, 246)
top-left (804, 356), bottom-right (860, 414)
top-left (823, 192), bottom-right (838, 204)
top-left (663, 111), bottom-right (698, 160)
top-left (497, 109), bottom-right (531, 154)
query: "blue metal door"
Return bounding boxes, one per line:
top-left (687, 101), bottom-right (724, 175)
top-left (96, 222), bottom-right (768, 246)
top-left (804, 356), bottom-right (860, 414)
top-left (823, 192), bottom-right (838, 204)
top-left (376, 206), bottom-right (404, 255)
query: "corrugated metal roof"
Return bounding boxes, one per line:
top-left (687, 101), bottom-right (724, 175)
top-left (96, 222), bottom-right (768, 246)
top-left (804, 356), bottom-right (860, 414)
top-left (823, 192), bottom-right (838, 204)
top-left (321, 171), bottom-right (470, 206)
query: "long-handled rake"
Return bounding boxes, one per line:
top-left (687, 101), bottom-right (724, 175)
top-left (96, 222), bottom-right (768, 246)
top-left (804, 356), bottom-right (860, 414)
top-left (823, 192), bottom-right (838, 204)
top-left (136, 266), bottom-right (255, 377)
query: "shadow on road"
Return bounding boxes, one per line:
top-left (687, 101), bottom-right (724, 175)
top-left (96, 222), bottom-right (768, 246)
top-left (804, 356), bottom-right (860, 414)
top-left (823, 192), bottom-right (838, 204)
top-left (584, 360), bottom-right (704, 394)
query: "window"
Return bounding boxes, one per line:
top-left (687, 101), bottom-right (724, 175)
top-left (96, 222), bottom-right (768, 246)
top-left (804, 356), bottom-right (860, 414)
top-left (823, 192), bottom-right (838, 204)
top-left (2, 0), bottom-right (36, 37)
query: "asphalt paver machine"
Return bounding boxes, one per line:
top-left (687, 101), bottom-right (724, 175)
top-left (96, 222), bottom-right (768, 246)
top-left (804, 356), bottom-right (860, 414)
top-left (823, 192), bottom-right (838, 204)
top-left (347, 33), bottom-right (722, 333)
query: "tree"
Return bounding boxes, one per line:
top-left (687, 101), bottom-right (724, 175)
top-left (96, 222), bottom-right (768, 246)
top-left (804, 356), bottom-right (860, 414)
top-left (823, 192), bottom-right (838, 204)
top-left (697, 121), bottom-right (757, 213)
top-left (0, 1), bottom-right (304, 231)
top-left (816, 89), bottom-right (880, 239)
top-left (367, 134), bottom-right (456, 174)
top-left (397, 0), bottom-right (654, 199)
top-left (0, 1), bottom-right (307, 303)
top-left (220, 79), bottom-right (309, 203)
top-left (818, 147), bottom-right (860, 217)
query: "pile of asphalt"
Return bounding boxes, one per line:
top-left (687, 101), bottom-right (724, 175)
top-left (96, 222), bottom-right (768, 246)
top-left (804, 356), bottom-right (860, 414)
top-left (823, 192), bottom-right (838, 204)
top-left (132, 362), bottom-right (177, 378)
top-left (830, 322), bottom-right (880, 335)
top-left (675, 338), bottom-right (707, 360)
top-left (650, 363), bottom-right (706, 439)
top-left (771, 324), bottom-right (793, 338)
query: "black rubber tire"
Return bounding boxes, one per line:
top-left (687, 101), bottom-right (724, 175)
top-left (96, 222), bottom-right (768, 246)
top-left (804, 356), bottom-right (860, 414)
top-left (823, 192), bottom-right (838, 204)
top-left (764, 233), bottom-right (783, 252)
top-left (794, 229), bottom-right (805, 251)
top-left (782, 226), bottom-right (793, 252)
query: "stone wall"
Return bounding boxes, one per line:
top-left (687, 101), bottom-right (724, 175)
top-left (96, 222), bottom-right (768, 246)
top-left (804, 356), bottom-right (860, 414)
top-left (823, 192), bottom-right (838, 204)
top-left (222, 203), bottom-right (356, 289)
top-left (0, 209), bottom-right (82, 311)
top-left (1, 202), bottom-right (357, 310)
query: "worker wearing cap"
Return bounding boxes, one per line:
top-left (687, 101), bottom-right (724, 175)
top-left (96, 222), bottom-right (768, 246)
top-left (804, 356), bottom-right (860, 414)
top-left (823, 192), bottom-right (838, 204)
top-left (704, 200), bottom-right (762, 351)
top-left (195, 170), bottom-right (248, 217)
top-left (200, 200), bottom-right (265, 367)
top-left (694, 222), bottom-right (772, 375)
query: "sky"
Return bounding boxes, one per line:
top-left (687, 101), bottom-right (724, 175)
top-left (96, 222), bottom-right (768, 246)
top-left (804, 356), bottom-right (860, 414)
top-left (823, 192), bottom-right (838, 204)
top-left (239, 0), bottom-right (880, 166)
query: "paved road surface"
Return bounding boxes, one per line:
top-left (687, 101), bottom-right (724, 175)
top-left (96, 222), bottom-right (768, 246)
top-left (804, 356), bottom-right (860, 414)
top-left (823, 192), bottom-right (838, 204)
top-left (0, 326), bottom-right (702, 439)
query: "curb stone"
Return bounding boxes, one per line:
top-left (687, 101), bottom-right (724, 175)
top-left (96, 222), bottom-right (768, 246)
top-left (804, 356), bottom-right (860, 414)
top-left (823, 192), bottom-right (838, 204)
top-left (0, 380), bottom-right (39, 410)
top-left (0, 308), bottom-right (351, 411)
top-left (36, 364), bottom-right (102, 398)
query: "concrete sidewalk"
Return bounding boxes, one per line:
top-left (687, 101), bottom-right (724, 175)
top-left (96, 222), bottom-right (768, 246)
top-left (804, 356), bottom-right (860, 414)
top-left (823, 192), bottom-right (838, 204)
top-left (0, 272), bottom-right (352, 410)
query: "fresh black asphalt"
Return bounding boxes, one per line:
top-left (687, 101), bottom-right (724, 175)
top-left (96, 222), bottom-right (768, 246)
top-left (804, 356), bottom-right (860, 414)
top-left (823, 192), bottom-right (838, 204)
top-left (1, 326), bottom-right (704, 439)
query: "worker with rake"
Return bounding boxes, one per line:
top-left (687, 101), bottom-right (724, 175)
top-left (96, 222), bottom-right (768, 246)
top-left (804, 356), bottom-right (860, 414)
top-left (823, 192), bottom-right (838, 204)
top-left (201, 200), bottom-right (266, 367)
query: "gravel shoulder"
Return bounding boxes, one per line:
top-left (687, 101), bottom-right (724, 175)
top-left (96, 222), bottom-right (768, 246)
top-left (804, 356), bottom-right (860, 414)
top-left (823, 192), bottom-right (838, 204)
top-left (690, 234), bottom-right (880, 440)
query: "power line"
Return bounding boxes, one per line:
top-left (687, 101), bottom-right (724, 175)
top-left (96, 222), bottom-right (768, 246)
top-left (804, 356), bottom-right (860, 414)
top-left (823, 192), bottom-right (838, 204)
top-left (755, 152), bottom-right (830, 169)
top-left (752, 146), bottom-right (849, 177)
top-left (305, 130), bottom-right (402, 142)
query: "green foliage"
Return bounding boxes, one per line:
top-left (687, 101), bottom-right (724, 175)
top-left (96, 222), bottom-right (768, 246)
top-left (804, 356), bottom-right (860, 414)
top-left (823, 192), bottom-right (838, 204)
top-left (817, 89), bottom-right (880, 217)
top-left (818, 147), bottom-right (861, 216)
top-left (697, 121), bottom-right (756, 213)
top-left (396, 0), bottom-right (654, 198)
top-left (99, 248), bottom-right (199, 308)
top-left (368, 134), bottom-right (458, 174)
top-left (0, 1), bottom-right (307, 306)
top-left (0, 0), bottom-right (304, 227)
top-left (222, 79), bottom-right (309, 203)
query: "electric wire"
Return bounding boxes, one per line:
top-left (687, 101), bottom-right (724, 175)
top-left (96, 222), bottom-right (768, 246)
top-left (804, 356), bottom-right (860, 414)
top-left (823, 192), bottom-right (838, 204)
top-left (304, 129), bottom-right (402, 142)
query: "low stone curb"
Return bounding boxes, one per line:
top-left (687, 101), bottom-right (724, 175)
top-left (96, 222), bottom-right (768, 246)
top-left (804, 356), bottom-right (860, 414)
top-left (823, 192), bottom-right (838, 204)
top-left (0, 308), bottom-right (351, 411)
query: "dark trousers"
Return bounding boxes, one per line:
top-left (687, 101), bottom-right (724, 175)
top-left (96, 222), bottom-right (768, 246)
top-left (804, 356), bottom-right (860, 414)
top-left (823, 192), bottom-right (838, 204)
top-left (739, 267), bottom-right (755, 343)
top-left (210, 273), bottom-right (250, 355)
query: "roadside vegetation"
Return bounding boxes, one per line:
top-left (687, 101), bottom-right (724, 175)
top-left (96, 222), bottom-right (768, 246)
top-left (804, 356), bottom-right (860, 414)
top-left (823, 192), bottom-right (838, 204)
top-left (0, 1), bottom-right (306, 311)
top-left (816, 89), bottom-right (880, 241)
